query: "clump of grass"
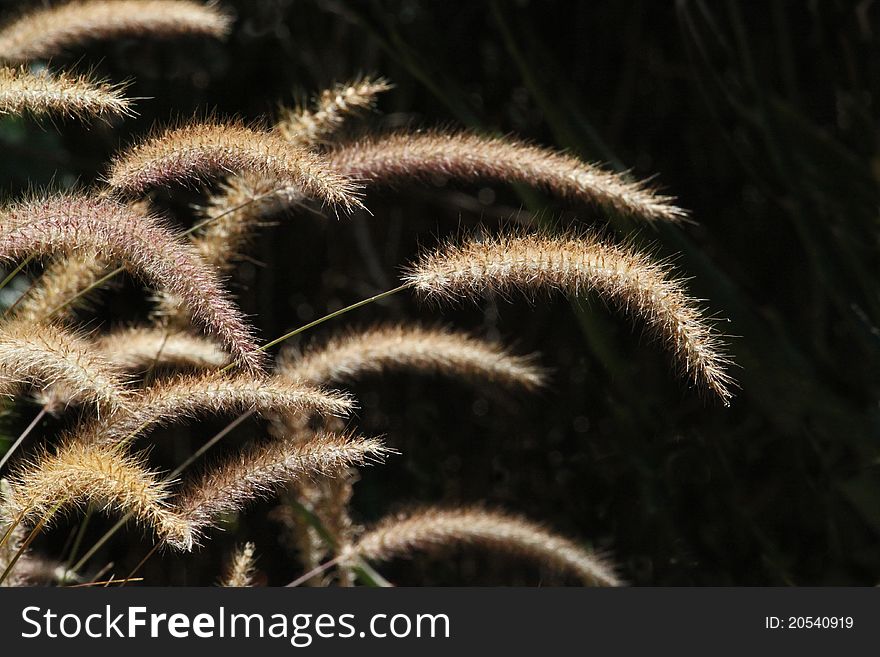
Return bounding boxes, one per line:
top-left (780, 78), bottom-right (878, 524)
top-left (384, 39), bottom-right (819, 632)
top-left (0, 1), bottom-right (738, 587)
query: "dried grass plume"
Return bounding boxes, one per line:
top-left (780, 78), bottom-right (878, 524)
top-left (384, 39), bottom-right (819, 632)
top-left (0, 319), bottom-right (129, 411)
top-left (404, 232), bottom-right (734, 403)
top-left (279, 324), bottom-right (545, 390)
top-left (71, 372), bottom-right (354, 446)
top-left (106, 121), bottom-right (364, 212)
top-left (6, 441), bottom-right (186, 544)
top-left (171, 431), bottom-right (389, 550)
top-left (350, 506), bottom-right (621, 586)
top-left (0, 66), bottom-right (132, 119)
top-left (220, 541), bottom-right (257, 587)
top-left (277, 76), bottom-right (393, 148)
top-left (329, 130), bottom-right (687, 223)
top-left (0, 0), bottom-right (231, 64)
top-left (0, 193), bottom-right (265, 370)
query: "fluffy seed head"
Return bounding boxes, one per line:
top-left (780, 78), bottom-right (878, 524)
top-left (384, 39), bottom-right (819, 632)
top-left (95, 326), bottom-right (230, 371)
top-left (279, 323), bottom-right (545, 391)
top-left (0, 66), bottom-right (132, 119)
top-left (71, 371), bottom-right (354, 447)
top-left (220, 541), bottom-right (257, 587)
top-left (0, 0), bottom-right (231, 64)
top-left (351, 506), bottom-right (621, 587)
top-left (170, 431), bottom-right (389, 550)
top-left (36, 327), bottom-right (231, 411)
top-left (0, 193), bottom-right (265, 370)
top-left (329, 130), bottom-right (687, 223)
top-left (404, 232), bottom-right (734, 403)
top-left (106, 121), bottom-right (364, 211)
top-left (0, 319), bottom-right (129, 411)
top-left (5, 441), bottom-right (186, 544)
top-left (277, 76), bottom-right (393, 148)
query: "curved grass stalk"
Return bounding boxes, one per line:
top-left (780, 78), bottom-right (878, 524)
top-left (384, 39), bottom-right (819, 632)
top-left (170, 431), bottom-right (390, 550)
top-left (0, 66), bottom-right (132, 119)
top-left (349, 506), bottom-right (621, 586)
top-left (106, 121), bottom-right (364, 212)
top-left (0, 193), bottom-right (265, 370)
top-left (69, 372), bottom-right (354, 447)
top-left (279, 323), bottom-right (545, 390)
top-left (277, 76), bottom-right (393, 148)
top-left (328, 130), bottom-right (687, 222)
top-left (0, 0), bottom-right (231, 64)
top-left (404, 232), bottom-right (734, 403)
top-left (0, 320), bottom-right (130, 411)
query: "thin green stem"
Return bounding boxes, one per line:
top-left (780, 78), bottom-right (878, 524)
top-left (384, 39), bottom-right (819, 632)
top-left (0, 407), bottom-right (46, 473)
top-left (46, 265), bottom-right (124, 319)
top-left (220, 283), bottom-right (410, 374)
top-left (0, 256), bottom-right (31, 294)
top-left (69, 515), bottom-right (126, 575)
top-left (62, 506), bottom-right (93, 582)
top-left (284, 499), bottom-right (391, 587)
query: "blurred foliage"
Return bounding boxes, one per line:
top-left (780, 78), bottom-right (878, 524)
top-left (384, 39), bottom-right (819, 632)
top-left (0, 0), bottom-right (878, 585)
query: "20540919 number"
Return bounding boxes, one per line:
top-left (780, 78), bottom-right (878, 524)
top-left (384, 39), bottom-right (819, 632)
top-left (787, 616), bottom-right (854, 629)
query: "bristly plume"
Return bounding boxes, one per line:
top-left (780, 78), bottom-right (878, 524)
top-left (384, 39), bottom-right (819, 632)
top-left (0, 0), bottom-right (231, 64)
top-left (220, 541), bottom-right (257, 587)
top-left (95, 327), bottom-right (230, 371)
top-left (278, 323), bottom-right (545, 391)
top-left (328, 130), bottom-right (687, 223)
top-left (0, 66), bottom-right (132, 120)
top-left (71, 372), bottom-right (354, 447)
top-left (36, 328), bottom-right (230, 411)
top-left (0, 319), bottom-right (129, 411)
top-left (170, 431), bottom-right (389, 550)
top-left (277, 76), bottom-right (393, 148)
top-left (0, 193), bottom-right (265, 371)
top-left (192, 174), bottom-right (295, 271)
top-left (403, 232), bottom-right (734, 403)
top-left (350, 506), bottom-right (622, 587)
top-left (5, 441), bottom-right (186, 545)
top-left (12, 201), bottom-right (150, 325)
top-left (106, 121), bottom-right (364, 211)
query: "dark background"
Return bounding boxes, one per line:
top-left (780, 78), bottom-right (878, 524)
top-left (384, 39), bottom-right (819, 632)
top-left (1, 0), bottom-right (878, 586)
